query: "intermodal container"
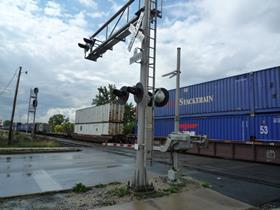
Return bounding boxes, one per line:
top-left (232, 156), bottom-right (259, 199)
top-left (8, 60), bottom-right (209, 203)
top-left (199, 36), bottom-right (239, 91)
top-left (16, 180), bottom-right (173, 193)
top-left (154, 115), bottom-right (250, 141)
top-left (75, 103), bottom-right (125, 124)
top-left (74, 122), bottom-right (123, 135)
top-left (253, 67), bottom-right (280, 113)
top-left (253, 114), bottom-right (280, 142)
top-left (154, 113), bottom-right (280, 142)
top-left (155, 66), bottom-right (280, 117)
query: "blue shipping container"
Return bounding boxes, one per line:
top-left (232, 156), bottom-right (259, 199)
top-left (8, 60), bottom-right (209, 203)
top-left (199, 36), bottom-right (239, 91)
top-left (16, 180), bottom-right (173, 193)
top-left (154, 114), bottom-right (280, 142)
top-left (253, 114), bottom-right (280, 142)
top-left (155, 66), bottom-right (280, 117)
top-left (155, 115), bottom-right (250, 141)
top-left (253, 67), bottom-right (280, 112)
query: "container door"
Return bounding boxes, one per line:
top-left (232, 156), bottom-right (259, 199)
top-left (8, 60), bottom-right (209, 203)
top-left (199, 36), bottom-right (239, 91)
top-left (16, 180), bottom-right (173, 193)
top-left (254, 114), bottom-right (280, 142)
top-left (241, 119), bottom-right (250, 141)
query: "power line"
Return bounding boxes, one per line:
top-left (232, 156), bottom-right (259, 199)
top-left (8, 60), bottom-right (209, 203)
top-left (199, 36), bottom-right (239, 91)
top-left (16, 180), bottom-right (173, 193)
top-left (0, 67), bottom-right (19, 96)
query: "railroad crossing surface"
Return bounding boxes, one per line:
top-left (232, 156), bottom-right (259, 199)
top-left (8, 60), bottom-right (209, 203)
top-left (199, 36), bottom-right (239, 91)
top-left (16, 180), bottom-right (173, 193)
top-left (0, 141), bottom-right (280, 208)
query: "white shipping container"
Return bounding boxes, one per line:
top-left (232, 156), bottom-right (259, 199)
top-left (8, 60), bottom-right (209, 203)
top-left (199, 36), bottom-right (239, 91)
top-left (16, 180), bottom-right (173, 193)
top-left (75, 103), bottom-right (125, 124)
top-left (74, 123), bottom-right (123, 135)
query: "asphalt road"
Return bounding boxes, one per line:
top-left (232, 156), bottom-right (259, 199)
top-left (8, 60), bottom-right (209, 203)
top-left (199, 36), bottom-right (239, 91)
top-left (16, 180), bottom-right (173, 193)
top-left (0, 142), bottom-right (280, 208)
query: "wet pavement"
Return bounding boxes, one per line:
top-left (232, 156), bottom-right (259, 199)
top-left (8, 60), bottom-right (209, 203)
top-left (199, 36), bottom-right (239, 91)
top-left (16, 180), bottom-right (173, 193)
top-left (0, 147), bottom-right (141, 197)
top-left (0, 143), bottom-right (280, 208)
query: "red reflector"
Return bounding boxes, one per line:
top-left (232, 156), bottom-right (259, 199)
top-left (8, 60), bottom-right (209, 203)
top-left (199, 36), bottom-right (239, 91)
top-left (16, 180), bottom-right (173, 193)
top-left (180, 123), bottom-right (198, 129)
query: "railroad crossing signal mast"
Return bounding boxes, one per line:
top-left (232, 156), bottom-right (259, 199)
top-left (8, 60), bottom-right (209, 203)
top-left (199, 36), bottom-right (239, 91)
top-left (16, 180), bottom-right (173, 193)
top-left (26, 88), bottom-right (39, 138)
top-left (78, 0), bottom-right (164, 190)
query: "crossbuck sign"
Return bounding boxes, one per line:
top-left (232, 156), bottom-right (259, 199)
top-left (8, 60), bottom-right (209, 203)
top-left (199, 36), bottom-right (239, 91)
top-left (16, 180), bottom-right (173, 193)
top-left (127, 11), bottom-right (145, 52)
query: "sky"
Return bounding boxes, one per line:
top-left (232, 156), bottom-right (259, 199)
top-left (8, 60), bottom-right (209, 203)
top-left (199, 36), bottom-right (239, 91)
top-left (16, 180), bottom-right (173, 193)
top-left (0, 0), bottom-right (280, 123)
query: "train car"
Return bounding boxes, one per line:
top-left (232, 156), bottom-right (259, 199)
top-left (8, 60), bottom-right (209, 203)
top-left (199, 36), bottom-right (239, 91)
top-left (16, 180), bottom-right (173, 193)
top-left (74, 103), bottom-right (125, 136)
top-left (154, 66), bottom-right (280, 164)
top-left (35, 123), bottom-right (50, 134)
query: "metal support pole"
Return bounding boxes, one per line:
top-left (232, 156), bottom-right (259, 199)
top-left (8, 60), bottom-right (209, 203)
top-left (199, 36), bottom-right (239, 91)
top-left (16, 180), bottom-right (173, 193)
top-left (31, 106), bottom-right (36, 139)
top-left (174, 47), bottom-right (181, 171)
top-left (133, 0), bottom-right (150, 191)
top-left (8, 66), bottom-right (22, 144)
top-left (26, 89), bottom-right (31, 134)
top-left (175, 47), bottom-right (181, 133)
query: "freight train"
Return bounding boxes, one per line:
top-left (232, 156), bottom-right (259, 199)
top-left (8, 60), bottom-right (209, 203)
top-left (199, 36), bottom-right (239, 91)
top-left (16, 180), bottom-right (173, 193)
top-left (154, 66), bottom-right (280, 164)
top-left (9, 122), bottom-right (50, 134)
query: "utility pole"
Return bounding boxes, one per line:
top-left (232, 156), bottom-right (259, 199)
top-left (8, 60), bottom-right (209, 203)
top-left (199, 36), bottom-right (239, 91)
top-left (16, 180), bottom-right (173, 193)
top-left (8, 66), bottom-right (22, 144)
top-left (133, 0), bottom-right (151, 190)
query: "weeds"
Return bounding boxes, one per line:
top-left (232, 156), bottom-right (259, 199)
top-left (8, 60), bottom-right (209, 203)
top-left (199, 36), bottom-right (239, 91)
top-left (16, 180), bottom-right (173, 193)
top-left (109, 186), bottom-right (130, 198)
top-left (108, 181), bottom-right (121, 186)
top-left (201, 181), bottom-right (211, 188)
top-left (95, 184), bottom-right (107, 188)
top-left (0, 139), bottom-right (61, 148)
top-left (72, 183), bottom-right (89, 193)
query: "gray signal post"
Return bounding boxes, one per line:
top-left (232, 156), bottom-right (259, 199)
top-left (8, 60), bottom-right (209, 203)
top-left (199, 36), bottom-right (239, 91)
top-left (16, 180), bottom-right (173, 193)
top-left (162, 47), bottom-right (181, 171)
top-left (26, 88), bottom-right (39, 139)
top-left (133, 0), bottom-right (151, 190)
top-left (175, 47), bottom-right (181, 133)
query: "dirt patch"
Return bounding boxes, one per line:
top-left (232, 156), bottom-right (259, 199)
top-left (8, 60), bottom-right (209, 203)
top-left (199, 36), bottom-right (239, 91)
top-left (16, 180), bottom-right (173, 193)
top-left (0, 176), bottom-right (203, 210)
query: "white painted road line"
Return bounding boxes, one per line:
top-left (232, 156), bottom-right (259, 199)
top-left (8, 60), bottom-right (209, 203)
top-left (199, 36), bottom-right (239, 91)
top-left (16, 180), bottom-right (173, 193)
top-left (33, 170), bottom-right (62, 192)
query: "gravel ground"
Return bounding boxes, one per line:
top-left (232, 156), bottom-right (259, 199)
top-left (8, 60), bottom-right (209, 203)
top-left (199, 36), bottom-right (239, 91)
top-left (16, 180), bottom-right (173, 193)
top-left (0, 176), bottom-right (202, 210)
top-left (1, 176), bottom-right (277, 210)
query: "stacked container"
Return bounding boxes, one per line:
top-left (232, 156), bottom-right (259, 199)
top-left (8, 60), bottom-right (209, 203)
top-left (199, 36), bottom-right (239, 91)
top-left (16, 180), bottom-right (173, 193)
top-left (154, 66), bottom-right (280, 142)
top-left (74, 103), bottom-right (125, 135)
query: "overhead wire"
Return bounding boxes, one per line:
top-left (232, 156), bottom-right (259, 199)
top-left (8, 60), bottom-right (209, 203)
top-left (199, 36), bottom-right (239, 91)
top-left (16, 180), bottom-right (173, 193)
top-left (0, 67), bottom-right (19, 96)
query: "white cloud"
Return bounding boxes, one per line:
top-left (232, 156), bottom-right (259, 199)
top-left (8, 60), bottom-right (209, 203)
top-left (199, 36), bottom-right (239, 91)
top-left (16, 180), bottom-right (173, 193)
top-left (0, 0), bottom-right (280, 122)
top-left (37, 107), bottom-right (77, 123)
top-left (79, 0), bottom-right (97, 8)
top-left (156, 0), bottom-right (280, 89)
top-left (44, 1), bottom-right (62, 17)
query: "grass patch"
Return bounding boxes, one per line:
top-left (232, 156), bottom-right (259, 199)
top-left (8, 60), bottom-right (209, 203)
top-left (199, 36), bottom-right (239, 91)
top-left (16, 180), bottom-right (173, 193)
top-left (108, 186), bottom-right (130, 198)
top-left (0, 131), bottom-right (61, 148)
top-left (94, 184), bottom-right (107, 189)
top-left (0, 139), bottom-right (61, 148)
top-left (201, 181), bottom-right (211, 188)
top-left (133, 181), bottom-right (186, 200)
top-left (108, 181), bottom-right (121, 186)
top-left (73, 183), bottom-right (90, 193)
top-left (163, 185), bottom-right (180, 194)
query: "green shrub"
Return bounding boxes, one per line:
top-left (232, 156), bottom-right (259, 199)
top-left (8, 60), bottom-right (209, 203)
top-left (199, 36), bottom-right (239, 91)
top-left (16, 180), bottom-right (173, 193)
top-left (72, 183), bottom-right (89, 193)
top-left (94, 184), bottom-right (107, 188)
top-left (109, 186), bottom-right (130, 197)
top-left (201, 181), bottom-right (211, 188)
